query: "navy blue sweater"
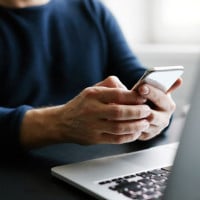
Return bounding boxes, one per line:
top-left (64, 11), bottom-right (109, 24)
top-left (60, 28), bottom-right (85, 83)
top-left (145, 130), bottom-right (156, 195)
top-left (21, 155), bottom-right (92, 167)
top-left (0, 0), bottom-right (146, 152)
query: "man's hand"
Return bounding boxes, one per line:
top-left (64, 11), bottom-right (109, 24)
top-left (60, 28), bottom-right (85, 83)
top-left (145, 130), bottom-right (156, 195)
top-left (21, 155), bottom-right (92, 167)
top-left (56, 76), bottom-right (151, 145)
top-left (20, 76), bottom-right (151, 149)
top-left (136, 78), bottom-right (182, 140)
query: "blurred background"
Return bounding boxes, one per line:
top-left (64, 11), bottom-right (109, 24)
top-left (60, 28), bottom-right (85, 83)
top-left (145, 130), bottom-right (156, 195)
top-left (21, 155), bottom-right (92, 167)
top-left (102, 0), bottom-right (200, 115)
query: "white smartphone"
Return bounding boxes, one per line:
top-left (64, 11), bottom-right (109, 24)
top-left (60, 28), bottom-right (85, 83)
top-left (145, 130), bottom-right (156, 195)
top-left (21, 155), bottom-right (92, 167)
top-left (132, 66), bottom-right (184, 93)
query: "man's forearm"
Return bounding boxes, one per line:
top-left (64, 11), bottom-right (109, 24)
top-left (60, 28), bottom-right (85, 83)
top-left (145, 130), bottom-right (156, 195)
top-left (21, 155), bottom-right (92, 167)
top-left (20, 105), bottom-right (65, 150)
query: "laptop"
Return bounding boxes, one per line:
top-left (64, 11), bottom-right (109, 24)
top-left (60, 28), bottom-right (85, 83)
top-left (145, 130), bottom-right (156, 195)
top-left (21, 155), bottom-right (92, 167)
top-left (51, 70), bottom-right (200, 200)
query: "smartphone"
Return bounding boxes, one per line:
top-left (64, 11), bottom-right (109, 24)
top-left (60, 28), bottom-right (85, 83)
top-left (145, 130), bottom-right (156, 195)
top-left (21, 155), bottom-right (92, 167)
top-left (132, 66), bottom-right (184, 93)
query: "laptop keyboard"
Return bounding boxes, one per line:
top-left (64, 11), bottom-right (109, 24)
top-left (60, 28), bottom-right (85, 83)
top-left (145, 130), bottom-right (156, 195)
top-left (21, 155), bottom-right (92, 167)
top-left (98, 166), bottom-right (171, 200)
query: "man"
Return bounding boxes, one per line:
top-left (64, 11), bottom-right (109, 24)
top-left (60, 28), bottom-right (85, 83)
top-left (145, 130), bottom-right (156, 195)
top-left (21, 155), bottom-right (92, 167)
top-left (0, 0), bottom-right (181, 153)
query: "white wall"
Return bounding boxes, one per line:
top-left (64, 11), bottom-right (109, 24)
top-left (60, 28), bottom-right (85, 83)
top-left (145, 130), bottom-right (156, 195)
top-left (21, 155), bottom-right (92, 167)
top-left (103, 0), bottom-right (200, 45)
top-left (102, 0), bottom-right (151, 44)
top-left (152, 0), bottom-right (200, 44)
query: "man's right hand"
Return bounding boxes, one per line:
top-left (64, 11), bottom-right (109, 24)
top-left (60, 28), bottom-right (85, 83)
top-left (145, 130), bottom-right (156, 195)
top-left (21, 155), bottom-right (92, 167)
top-left (20, 76), bottom-right (151, 149)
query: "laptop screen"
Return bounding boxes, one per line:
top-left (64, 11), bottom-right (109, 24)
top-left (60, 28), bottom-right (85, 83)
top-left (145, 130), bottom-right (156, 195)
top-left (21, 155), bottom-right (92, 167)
top-left (163, 69), bottom-right (200, 200)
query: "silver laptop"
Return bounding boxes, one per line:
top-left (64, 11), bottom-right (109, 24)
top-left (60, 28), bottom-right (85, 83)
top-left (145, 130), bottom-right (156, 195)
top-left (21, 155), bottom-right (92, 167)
top-left (51, 71), bottom-right (200, 200)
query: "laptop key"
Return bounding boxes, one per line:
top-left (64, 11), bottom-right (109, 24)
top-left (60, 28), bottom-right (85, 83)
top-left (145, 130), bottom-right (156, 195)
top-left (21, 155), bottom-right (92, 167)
top-left (99, 167), bottom-right (171, 199)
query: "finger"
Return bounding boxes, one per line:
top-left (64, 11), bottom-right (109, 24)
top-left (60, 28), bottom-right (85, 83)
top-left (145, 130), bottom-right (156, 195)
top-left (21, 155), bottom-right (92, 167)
top-left (138, 84), bottom-right (176, 111)
top-left (95, 76), bottom-right (127, 89)
top-left (100, 119), bottom-right (150, 135)
top-left (83, 86), bottom-right (146, 105)
top-left (98, 88), bottom-right (147, 105)
top-left (99, 104), bottom-right (151, 120)
top-left (146, 111), bottom-right (170, 128)
top-left (167, 78), bottom-right (182, 93)
top-left (138, 126), bottom-right (162, 141)
top-left (99, 132), bottom-right (142, 144)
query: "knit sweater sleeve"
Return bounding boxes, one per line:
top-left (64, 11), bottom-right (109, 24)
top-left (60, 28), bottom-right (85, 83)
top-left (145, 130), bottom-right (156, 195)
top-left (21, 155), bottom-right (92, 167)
top-left (83, 0), bottom-right (147, 89)
top-left (0, 106), bottom-right (32, 155)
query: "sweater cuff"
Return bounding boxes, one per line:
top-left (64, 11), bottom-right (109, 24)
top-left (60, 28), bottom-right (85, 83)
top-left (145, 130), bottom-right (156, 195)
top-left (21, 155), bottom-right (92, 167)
top-left (0, 105), bottom-right (33, 156)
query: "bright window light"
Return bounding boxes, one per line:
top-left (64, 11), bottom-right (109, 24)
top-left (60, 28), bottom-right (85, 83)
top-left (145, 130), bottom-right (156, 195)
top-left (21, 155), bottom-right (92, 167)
top-left (103, 0), bottom-right (200, 44)
top-left (153, 0), bottom-right (200, 43)
top-left (161, 0), bottom-right (200, 26)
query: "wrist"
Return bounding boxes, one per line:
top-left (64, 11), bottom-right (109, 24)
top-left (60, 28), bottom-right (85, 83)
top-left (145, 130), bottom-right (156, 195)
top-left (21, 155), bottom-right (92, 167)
top-left (20, 105), bottom-right (65, 149)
